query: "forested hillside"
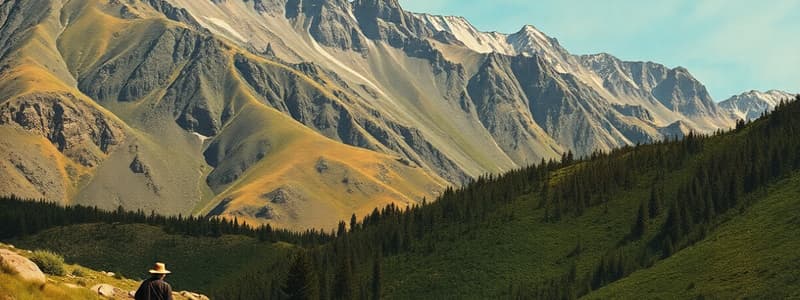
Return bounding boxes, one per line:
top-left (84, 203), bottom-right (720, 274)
top-left (3, 95), bottom-right (799, 299)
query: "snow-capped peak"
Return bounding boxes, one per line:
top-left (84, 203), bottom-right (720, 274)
top-left (411, 12), bottom-right (516, 54)
top-left (719, 90), bottom-right (796, 121)
top-left (410, 15), bottom-right (567, 62)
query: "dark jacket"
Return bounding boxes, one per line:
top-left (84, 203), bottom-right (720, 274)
top-left (134, 276), bottom-right (173, 300)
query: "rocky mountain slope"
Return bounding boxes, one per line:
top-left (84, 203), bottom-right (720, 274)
top-left (0, 0), bottom-right (778, 230)
top-left (719, 90), bottom-right (796, 121)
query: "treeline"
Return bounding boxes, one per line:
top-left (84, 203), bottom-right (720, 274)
top-left (0, 197), bottom-right (333, 247)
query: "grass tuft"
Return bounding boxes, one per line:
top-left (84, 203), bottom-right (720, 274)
top-left (29, 250), bottom-right (66, 276)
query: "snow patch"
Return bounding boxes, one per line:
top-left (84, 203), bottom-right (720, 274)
top-left (347, 6), bottom-right (359, 24)
top-left (193, 132), bottom-right (211, 142)
top-left (308, 35), bottom-right (388, 99)
top-left (413, 13), bottom-right (514, 55)
top-left (202, 16), bottom-right (246, 42)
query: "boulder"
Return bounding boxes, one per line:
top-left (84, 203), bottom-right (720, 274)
top-left (0, 249), bottom-right (46, 285)
top-left (90, 283), bottom-right (128, 298)
top-left (91, 284), bottom-right (116, 297)
top-left (177, 291), bottom-right (210, 300)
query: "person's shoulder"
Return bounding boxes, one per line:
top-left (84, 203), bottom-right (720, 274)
top-left (159, 279), bottom-right (172, 289)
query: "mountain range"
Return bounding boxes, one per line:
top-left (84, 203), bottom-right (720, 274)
top-left (0, 0), bottom-right (794, 230)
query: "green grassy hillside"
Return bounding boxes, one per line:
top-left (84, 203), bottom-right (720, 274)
top-left (588, 174), bottom-right (800, 299)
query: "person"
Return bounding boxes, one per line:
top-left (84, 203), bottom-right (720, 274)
top-left (134, 262), bottom-right (173, 300)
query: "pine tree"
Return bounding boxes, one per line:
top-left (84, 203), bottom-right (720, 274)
top-left (337, 221), bottom-right (347, 238)
top-left (371, 257), bottom-right (382, 300)
top-left (283, 252), bottom-right (319, 300)
top-left (632, 200), bottom-right (648, 238)
top-left (648, 187), bottom-right (660, 218)
top-left (333, 254), bottom-right (354, 300)
top-left (663, 237), bottom-right (675, 258)
top-left (350, 214), bottom-right (358, 233)
top-left (665, 201), bottom-right (682, 242)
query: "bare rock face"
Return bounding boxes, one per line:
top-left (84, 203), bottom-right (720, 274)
top-left (264, 188), bottom-right (290, 204)
top-left (612, 104), bottom-right (654, 122)
top-left (254, 206), bottom-right (276, 219)
top-left (466, 53), bottom-right (562, 161)
top-left (352, 0), bottom-right (435, 47)
top-left (0, 93), bottom-right (124, 167)
top-left (286, 0), bottom-right (368, 51)
top-left (129, 155), bottom-right (160, 194)
top-left (580, 53), bottom-right (725, 120)
top-left (0, 249), bottom-right (46, 286)
top-left (129, 155), bottom-right (149, 174)
top-left (144, 0), bottom-right (206, 30)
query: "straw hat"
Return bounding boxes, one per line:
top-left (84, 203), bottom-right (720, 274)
top-left (148, 262), bottom-right (172, 275)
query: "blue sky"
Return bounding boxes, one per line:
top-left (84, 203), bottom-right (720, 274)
top-left (399, 0), bottom-right (799, 101)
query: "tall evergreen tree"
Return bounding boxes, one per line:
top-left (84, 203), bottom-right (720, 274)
top-left (371, 257), bottom-right (382, 300)
top-left (333, 254), bottom-right (354, 300)
top-left (632, 200), bottom-right (648, 238)
top-left (648, 187), bottom-right (660, 218)
top-left (283, 252), bottom-right (319, 300)
top-left (350, 214), bottom-right (358, 233)
top-left (665, 201), bottom-right (682, 242)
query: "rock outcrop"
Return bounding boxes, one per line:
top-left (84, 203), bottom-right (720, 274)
top-left (0, 93), bottom-right (124, 167)
top-left (0, 249), bottom-right (46, 285)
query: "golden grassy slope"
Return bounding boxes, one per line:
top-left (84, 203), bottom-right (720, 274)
top-left (205, 101), bottom-right (446, 230)
top-left (197, 47), bottom-right (446, 230)
top-left (0, 127), bottom-right (90, 202)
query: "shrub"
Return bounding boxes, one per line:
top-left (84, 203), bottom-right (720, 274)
top-left (29, 250), bottom-right (65, 276)
top-left (71, 268), bottom-right (85, 277)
